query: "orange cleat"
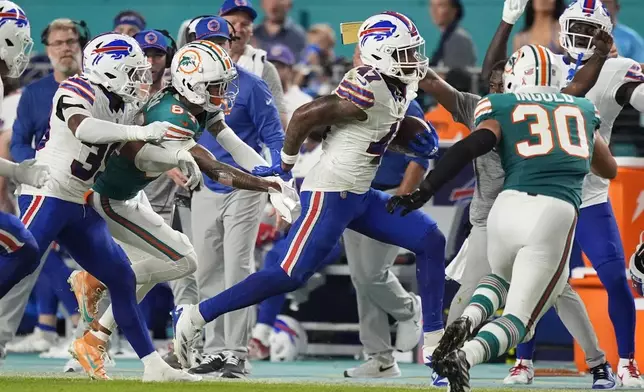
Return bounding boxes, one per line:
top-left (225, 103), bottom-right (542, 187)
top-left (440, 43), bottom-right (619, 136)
top-left (68, 270), bottom-right (106, 324)
top-left (69, 332), bottom-right (110, 380)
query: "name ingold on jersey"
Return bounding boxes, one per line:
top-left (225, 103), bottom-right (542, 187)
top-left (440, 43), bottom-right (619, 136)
top-left (514, 92), bottom-right (575, 103)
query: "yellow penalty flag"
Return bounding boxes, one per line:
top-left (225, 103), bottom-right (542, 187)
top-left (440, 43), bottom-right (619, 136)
top-left (340, 21), bottom-right (363, 45)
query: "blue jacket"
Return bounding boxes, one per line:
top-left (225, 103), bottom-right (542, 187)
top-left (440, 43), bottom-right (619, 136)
top-left (10, 74), bottom-right (58, 162)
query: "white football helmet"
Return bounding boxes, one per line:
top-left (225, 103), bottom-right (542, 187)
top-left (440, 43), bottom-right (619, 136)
top-left (504, 45), bottom-right (564, 93)
top-left (82, 33), bottom-right (152, 103)
top-left (358, 11), bottom-right (427, 84)
top-left (559, 0), bottom-right (612, 61)
top-left (171, 40), bottom-right (238, 113)
top-left (0, 1), bottom-right (33, 78)
top-left (269, 315), bottom-right (307, 362)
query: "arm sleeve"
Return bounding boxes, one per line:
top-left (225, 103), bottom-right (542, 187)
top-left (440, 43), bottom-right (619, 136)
top-left (134, 144), bottom-right (181, 172)
top-left (334, 67), bottom-right (376, 111)
top-left (262, 61), bottom-right (287, 116)
top-left (10, 90), bottom-right (36, 162)
top-left (473, 96), bottom-right (497, 127)
top-left (216, 123), bottom-right (268, 171)
top-left (248, 79), bottom-right (285, 152)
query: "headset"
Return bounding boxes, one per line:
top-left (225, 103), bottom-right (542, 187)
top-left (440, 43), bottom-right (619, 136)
top-left (41, 19), bottom-right (91, 49)
top-left (154, 29), bottom-right (177, 68)
top-left (184, 14), bottom-right (239, 44)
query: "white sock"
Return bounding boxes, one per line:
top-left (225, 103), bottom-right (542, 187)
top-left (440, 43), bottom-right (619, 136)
top-left (462, 339), bottom-right (486, 368)
top-left (90, 330), bottom-right (110, 343)
top-left (423, 329), bottom-right (445, 351)
top-left (141, 351), bottom-right (167, 368)
top-left (518, 358), bottom-right (533, 366)
top-left (251, 323), bottom-right (273, 346)
top-left (190, 304), bottom-right (206, 328)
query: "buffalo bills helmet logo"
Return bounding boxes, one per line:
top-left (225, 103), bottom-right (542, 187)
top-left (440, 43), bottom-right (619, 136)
top-left (91, 39), bottom-right (134, 66)
top-left (0, 6), bottom-right (28, 28)
top-left (207, 19), bottom-right (220, 32)
top-left (359, 20), bottom-right (397, 46)
top-left (144, 32), bottom-right (158, 44)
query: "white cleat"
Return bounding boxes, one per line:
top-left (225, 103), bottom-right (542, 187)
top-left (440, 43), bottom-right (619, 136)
top-left (142, 364), bottom-right (203, 382)
top-left (344, 355), bottom-right (401, 378)
top-left (616, 358), bottom-right (644, 388)
top-left (173, 304), bottom-right (203, 369)
top-left (503, 358), bottom-right (534, 385)
top-left (6, 328), bottom-right (58, 353)
top-left (395, 294), bottom-right (422, 352)
top-left (63, 358), bottom-right (83, 373)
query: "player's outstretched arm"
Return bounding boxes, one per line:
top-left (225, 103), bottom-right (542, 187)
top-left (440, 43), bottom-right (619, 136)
top-left (562, 31), bottom-right (613, 97)
top-left (591, 133), bottom-right (617, 179)
top-left (205, 113), bottom-right (269, 172)
top-left (387, 119), bottom-right (501, 215)
top-left (189, 144), bottom-right (281, 192)
top-left (615, 80), bottom-right (644, 113)
top-left (481, 0), bottom-right (529, 83)
top-left (67, 114), bottom-right (190, 144)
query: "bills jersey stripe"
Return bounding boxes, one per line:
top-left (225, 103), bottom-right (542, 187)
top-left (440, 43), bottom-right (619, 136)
top-left (335, 87), bottom-right (374, 110)
top-left (625, 71), bottom-right (644, 82)
top-left (337, 84), bottom-right (375, 105)
top-left (60, 84), bottom-right (95, 105)
top-left (281, 192), bottom-right (324, 275)
top-left (63, 79), bottom-right (96, 100)
top-left (67, 77), bottom-right (95, 95)
top-left (21, 195), bottom-right (44, 228)
top-left (340, 80), bottom-right (375, 100)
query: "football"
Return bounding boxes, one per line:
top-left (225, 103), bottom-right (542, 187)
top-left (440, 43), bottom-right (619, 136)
top-left (390, 115), bottom-right (430, 149)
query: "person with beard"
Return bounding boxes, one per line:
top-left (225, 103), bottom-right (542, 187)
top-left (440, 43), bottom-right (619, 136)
top-left (3, 18), bottom-right (85, 356)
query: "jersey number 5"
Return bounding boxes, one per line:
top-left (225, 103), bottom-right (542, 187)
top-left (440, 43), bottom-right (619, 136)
top-left (512, 104), bottom-right (589, 158)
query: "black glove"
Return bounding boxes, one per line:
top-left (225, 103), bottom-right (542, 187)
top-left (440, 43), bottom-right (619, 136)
top-left (386, 180), bottom-right (434, 216)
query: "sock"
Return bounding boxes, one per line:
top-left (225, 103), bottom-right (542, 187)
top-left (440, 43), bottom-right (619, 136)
top-left (516, 336), bottom-right (536, 360)
top-left (423, 329), bottom-right (445, 351)
top-left (257, 293), bottom-right (286, 326)
top-left (37, 323), bottom-right (57, 333)
top-left (415, 228), bottom-right (446, 333)
top-left (465, 315), bottom-right (527, 365)
top-left (252, 323), bottom-right (273, 346)
top-left (90, 330), bottom-right (110, 342)
top-left (43, 250), bottom-right (78, 315)
top-left (198, 267), bottom-right (296, 323)
top-left (596, 263), bottom-right (636, 358)
top-left (462, 274), bottom-right (509, 332)
top-left (99, 283), bottom-right (156, 336)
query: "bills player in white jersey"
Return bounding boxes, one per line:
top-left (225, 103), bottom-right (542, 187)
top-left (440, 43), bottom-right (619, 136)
top-left (5, 32), bottom-right (201, 381)
top-left (173, 11), bottom-right (448, 371)
top-left (507, 0), bottom-right (644, 387)
top-left (0, 1), bottom-right (51, 307)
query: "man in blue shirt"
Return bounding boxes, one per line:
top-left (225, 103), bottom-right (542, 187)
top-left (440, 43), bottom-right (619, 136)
top-left (603, 0), bottom-right (644, 62)
top-left (2, 18), bottom-right (83, 358)
top-left (172, 16), bottom-right (284, 378)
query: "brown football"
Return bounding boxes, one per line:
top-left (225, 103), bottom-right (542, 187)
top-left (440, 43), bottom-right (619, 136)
top-left (391, 115), bottom-right (429, 148)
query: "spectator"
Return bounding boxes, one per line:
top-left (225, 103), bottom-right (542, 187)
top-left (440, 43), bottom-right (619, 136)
top-left (133, 30), bottom-right (172, 96)
top-left (267, 44), bottom-right (311, 122)
top-left (513, 0), bottom-right (566, 54)
top-left (3, 18), bottom-right (81, 356)
top-left (219, 2), bottom-right (288, 126)
top-left (429, 0), bottom-right (476, 68)
top-left (295, 23), bottom-right (337, 97)
top-left (253, 0), bottom-right (307, 59)
top-left (113, 10), bottom-right (146, 37)
top-left (602, 0), bottom-right (644, 62)
top-left (165, 16), bottom-right (286, 378)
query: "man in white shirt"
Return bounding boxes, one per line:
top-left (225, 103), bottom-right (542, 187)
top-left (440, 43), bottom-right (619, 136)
top-left (267, 44), bottom-right (312, 123)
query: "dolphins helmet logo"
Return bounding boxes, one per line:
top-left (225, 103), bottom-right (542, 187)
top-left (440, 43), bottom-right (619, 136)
top-left (0, 6), bottom-right (28, 28)
top-left (178, 49), bottom-right (201, 74)
top-left (91, 39), bottom-right (134, 66)
top-left (359, 20), bottom-right (397, 46)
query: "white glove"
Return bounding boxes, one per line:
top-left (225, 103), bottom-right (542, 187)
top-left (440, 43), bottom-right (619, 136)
top-left (134, 121), bottom-right (195, 142)
top-left (14, 159), bottom-right (50, 188)
top-left (502, 0), bottom-right (529, 25)
top-left (268, 178), bottom-right (301, 224)
top-left (176, 150), bottom-right (202, 191)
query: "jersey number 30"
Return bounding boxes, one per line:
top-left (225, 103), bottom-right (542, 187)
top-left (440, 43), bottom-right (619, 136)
top-left (71, 142), bottom-right (119, 181)
top-left (512, 104), bottom-right (590, 158)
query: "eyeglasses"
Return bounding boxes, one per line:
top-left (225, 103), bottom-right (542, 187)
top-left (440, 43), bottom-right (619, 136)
top-left (47, 39), bottom-right (80, 49)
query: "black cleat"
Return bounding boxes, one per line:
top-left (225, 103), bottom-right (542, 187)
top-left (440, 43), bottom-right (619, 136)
top-left (220, 354), bottom-right (247, 379)
top-left (188, 352), bottom-right (228, 375)
top-left (433, 316), bottom-right (472, 364)
top-left (435, 349), bottom-right (470, 392)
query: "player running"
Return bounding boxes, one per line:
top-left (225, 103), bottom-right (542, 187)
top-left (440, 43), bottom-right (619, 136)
top-left (10, 32), bottom-right (201, 381)
top-left (68, 40), bottom-right (299, 379)
top-left (0, 1), bottom-right (51, 303)
top-left (173, 11), bottom-right (448, 371)
top-left (390, 44), bottom-right (617, 392)
top-left (495, 0), bottom-right (644, 385)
